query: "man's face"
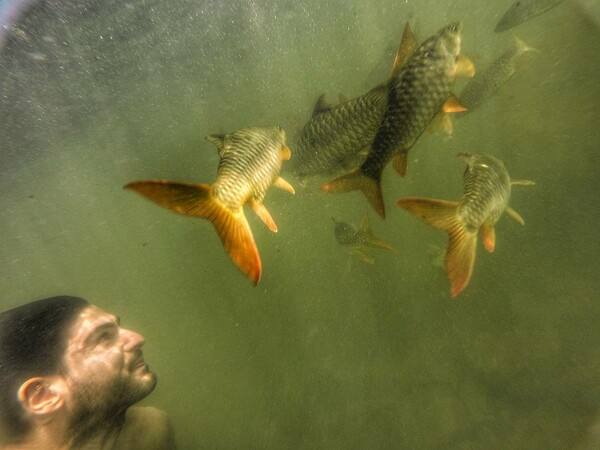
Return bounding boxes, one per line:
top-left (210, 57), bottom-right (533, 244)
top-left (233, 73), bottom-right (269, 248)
top-left (62, 306), bottom-right (157, 416)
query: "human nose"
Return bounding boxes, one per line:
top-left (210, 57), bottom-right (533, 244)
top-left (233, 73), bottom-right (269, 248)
top-left (121, 328), bottom-right (145, 351)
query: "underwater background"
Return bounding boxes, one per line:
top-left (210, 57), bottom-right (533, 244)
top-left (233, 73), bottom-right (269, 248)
top-left (1, 0), bottom-right (600, 448)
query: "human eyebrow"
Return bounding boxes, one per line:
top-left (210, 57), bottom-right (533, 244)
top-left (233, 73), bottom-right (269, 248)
top-left (84, 321), bottom-right (119, 346)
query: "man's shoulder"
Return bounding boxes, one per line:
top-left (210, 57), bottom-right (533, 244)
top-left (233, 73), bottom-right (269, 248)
top-left (115, 406), bottom-right (176, 450)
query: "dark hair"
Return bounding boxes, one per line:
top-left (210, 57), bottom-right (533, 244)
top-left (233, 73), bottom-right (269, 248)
top-left (0, 295), bottom-right (89, 441)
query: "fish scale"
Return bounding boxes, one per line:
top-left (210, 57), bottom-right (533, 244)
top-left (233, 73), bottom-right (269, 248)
top-left (294, 86), bottom-right (387, 177)
top-left (459, 154), bottom-right (511, 231)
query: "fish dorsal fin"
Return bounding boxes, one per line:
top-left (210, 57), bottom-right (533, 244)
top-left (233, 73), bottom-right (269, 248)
top-left (389, 22), bottom-right (418, 80)
top-left (206, 134), bottom-right (226, 155)
top-left (443, 94), bottom-right (467, 113)
top-left (312, 94), bottom-right (333, 117)
top-left (505, 206), bottom-right (525, 225)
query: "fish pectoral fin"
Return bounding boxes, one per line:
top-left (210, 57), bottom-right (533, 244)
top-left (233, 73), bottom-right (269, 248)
top-left (367, 235), bottom-right (396, 253)
top-left (350, 248), bottom-right (374, 265)
top-left (454, 54), bottom-right (476, 77)
top-left (443, 94), bottom-right (468, 113)
top-left (389, 22), bottom-right (419, 80)
top-left (251, 201), bottom-right (278, 232)
top-left (511, 179), bottom-right (535, 186)
top-left (392, 153), bottom-right (408, 177)
top-left (206, 134), bottom-right (226, 151)
top-left (280, 145), bottom-right (292, 161)
top-left (427, 111), bottom-right (453, 135)
top-left (359, 213), bottom-right (371, 234)
top-left (480, 222), bottom-right (496, 252)
top-left (505, 207), bottom-right (525, 225)
top-left (273, 177), bottom-right (295, 194)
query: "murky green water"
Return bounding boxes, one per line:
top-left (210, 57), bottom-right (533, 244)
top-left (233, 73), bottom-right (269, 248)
top-left (1, 0), bottom-right (599, 448)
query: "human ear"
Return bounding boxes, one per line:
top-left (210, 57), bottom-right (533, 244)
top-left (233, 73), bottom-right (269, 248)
top-left (17, 377), bottom-right (65, 416)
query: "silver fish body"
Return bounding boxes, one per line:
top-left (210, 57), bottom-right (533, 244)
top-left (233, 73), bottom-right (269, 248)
top-left (362, 22), bottom-right (463, 180)
top-left (209, 127), bottom-right (287, 209)
top-left (458, 153), bottom-right (512, 231)
top-left (495, 0), bottom-right (565, 32)
top-left (459, 38), bottom-right (533, 112)
top-left (293, 86), bottom-right (387, 178)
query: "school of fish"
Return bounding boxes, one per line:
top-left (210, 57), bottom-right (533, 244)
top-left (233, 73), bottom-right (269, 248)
top-left (125, 7), bottom-right (550, 296)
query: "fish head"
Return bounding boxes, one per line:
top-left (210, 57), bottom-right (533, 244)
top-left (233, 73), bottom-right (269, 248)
top-left (334, 220), bottom-right (356, 241)
top-left (436, 22), bottom-right (462, 59)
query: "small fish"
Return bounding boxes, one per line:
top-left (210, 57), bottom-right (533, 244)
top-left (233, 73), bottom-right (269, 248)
top-left (293, 86), bottom-right (388, 178)
top-left (495, 0), bottom-right (565, 32)
top-left (459, 37), bottom-right (536, 113)
top-left (397, 153), bottom-right (534, 297)
top-left (124, 126), bottom-right (295, 285)
top-left (322, 22), bottom-right (474, 218)
top-left (333, 214), bottom-right (395, 264)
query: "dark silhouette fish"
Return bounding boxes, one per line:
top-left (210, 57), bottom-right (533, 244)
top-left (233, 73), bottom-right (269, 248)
top-left (397, 153), bottom-right (534, 297)
top-left (459, 37), bottom-right (536, 113)
top-left (495, 0), bottom-right (565, 32)
top-left (124, 126), bottom-right (295, 285)
top-left (333, 214), bottom-right (395, 264)
top-left (321, 22), bottom-right (474, 218)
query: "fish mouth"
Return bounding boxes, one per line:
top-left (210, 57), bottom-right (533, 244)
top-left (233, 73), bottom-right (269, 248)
top-left (439, 21), bottom-right (463, 55)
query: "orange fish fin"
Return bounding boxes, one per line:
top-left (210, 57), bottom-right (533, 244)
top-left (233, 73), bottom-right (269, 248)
top-left (321, 170), bottom-right (386, 218)
top-left (124, 180), bottom-right (213, 217)
top-left (396, 197), bottom-right (459, 230)
top-left (481, 222), bottom-right (496, 252)
top-left (446, 223), bottom-right (477, 297)
top-left (392, 153), bottom-right (408, 177)
top-left (389, 22), bottom-right (418, 80)
top-left (427, 111), bottom-right (453, 135)
top-left (350, 248), bottom-right (374, 265)
top-left (454, 54), bottom-right (475, 77)
top-left (280, 146), bottom-right (292, 161)
top-left (397, 197), bottom-right (475, 297)
top-left (443, 94), bottom-right (468, 113)
top-left (124, 180), bottom-right (262, 285)
top-left (273, 176), bottom-right (295, 194)
top-left (505, 206), bottom-right (525, 225)
top-left (250, 201), bottom-right (278, 232)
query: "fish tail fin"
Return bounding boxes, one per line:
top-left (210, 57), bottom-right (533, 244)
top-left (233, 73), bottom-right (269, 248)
top-left (124, 180), bottom-right (262, 285)
top-left (397, 197), bottom-right (476, 297)
top-left (321, 170), bottom-right (386, 218)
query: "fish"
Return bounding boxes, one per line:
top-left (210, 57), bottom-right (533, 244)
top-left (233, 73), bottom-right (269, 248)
top-left (292, 24), bottom-right (422, 180)
top-left (458, 37), bottom-right (536, 113)
top-left (292, 87), bottom-right (388, 178)
top-left (495, 0), bottom-right (565, 32)
top-left (124, 126), bottom-right (295, 285)
top-left (333, 214), bottom-right (395, 264)
top-left (321, 22), bottom-right (474, 218)
top-left (397, 153), bottom-right (534, 297)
